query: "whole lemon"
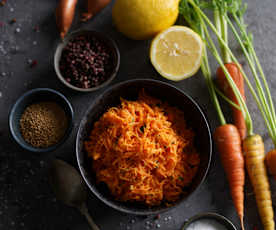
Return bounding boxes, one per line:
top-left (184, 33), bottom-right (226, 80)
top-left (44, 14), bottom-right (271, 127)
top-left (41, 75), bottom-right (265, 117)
top-left (112, 0), bottom-right (180, 40)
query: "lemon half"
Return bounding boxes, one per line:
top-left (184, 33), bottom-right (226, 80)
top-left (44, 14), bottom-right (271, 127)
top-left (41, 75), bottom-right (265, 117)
top-left (150, 26), bottom-right (203, 81)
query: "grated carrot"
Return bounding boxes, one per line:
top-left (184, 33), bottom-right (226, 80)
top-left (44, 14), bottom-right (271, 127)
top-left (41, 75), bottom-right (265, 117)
top-left (85, 91), bottom-right (200, 206)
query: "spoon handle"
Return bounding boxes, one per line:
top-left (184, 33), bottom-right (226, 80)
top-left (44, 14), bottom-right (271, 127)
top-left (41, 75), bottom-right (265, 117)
top-left (79, 204), bottom-right (100, 230)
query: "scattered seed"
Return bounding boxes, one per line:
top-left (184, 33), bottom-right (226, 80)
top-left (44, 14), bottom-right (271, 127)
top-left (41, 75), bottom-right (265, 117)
top-left (34, 25), bottom-right (40, 32)
top-left (0, 92), bottom-right (2, 98)
top-left (10, 46), bottom-right (19, 54)
top-left (15, 27), bottom-right (20, 33)
top-left (10, 18), bottom-right (16, 24)
top-left (33, 41), bottom-right (37, 45)
top-left (155, 214), bottom-right (161, 220)
top-left (156, 224), bottom-right (161, 228)
top-left (10, 7), bottom-right (14, 12)
top-left (40, 160), bottom-right (45, 167)
top-left (29, 60), bottom-right (38, 68)
top-left (131, 219), bottom-right (135, 224)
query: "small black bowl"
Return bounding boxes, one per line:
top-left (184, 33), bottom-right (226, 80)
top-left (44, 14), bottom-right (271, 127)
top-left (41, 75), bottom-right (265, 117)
top-left (9, 88), bottom-right (74, 153)
top-left (182, 212), bottom-right (237, 230)
top-left (54, 30), bottom-right (120, 92)
top-left (76, 79), bottom-right (212, 215)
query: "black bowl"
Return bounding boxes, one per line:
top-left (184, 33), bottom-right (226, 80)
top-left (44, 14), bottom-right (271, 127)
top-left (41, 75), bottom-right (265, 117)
top-left (76, 79), bottom-right (212, 215)
top-left (9, 88), bottom-right (74, 153)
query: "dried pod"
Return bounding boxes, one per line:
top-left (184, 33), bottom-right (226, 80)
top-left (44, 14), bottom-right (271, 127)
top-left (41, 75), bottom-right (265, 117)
top-left (82, 0), bottom-right (111, 22)
top-left (56, 0), bottom-right (78, 39)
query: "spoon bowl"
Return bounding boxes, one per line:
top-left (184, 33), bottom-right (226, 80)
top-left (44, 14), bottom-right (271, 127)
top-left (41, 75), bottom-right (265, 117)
top-left (49, 159), bottom-right (87, 208)
top-left (49, 159), bottom-right (100, 230)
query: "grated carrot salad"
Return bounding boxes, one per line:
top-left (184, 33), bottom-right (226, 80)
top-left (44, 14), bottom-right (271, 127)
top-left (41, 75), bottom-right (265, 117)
top-left (85, 91), bottom-right (200, 206)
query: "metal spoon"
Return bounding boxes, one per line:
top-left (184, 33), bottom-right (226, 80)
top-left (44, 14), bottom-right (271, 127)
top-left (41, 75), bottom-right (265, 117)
top-left (49, 159), bottom-right (100, 230)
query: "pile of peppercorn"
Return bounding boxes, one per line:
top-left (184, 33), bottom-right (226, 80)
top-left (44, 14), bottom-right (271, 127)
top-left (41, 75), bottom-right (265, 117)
top-left (59, 34), bottom-right (113, 89)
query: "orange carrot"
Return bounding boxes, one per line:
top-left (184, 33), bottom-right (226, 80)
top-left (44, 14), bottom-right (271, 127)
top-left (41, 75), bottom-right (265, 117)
top-left (214, 124), bottom-right (245, 230)
top-left (217, 63), bottom-right (247, 140)
top-left (82, 0), bottom-right (111, 22)
top-left (265, 149), bottom-right (276, 180)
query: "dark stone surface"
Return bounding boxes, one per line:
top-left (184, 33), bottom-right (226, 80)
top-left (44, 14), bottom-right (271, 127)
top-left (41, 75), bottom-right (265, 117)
top-left (0, 0), bottom-right (275, 229)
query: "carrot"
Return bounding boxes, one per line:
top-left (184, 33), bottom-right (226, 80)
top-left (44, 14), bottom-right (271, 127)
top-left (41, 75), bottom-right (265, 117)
top-left (217, 63), bottom-right (247, 140)
top-left (243, 135), bottom-right (275, 230)
top-left (212, 5), bottom-right (246, 229)
top-left (265, 149), bottom-right (276, 180)
top-left (56, 0), bottom-right (77, 39)
top-left (214, 124), bottom-right (245, 229)
top-left (179, 4), bottom-right (246, 230)
top-left (180, 1), bottom-right (276, 230)
top-left (213, 2), bottom-right (246, 140)
top-left (81, 0), bottom-right (111, 22)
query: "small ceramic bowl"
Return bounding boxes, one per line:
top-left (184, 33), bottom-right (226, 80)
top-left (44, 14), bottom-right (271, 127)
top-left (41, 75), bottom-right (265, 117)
top-left (54, 30), bottom-right (120, 92)
top-left (76, 79), bottom-right (212, 215)
top-left (182, 212), bottom-right (237, 230)
top-left (9, 88), bottom-right (74, 153)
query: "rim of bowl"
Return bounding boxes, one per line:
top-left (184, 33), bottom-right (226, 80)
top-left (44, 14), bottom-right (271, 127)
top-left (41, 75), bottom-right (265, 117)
top-left (9, 88), bottom-right (74, 153)
top-left (76, 79), bottom-right (212, 215)
top-left (182, 212), bottom-right (237, 230)
top-left (54, 30), bottom-right (120, 92)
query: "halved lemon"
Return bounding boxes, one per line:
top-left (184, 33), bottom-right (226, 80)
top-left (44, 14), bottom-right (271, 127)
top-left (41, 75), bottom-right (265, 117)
top-left (150, 26), bottom-right (203, 81)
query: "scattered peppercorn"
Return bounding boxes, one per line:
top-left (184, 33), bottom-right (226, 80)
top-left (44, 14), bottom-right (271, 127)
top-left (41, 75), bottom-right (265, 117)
top-left (20, 102), bottom-right (68, 148)
top-left (155, 214), bottom-right (160, 220)
top-left (34, 25), bottom-right (40, 32)
top-left (59, 34), bottom-right (114, 89)
top-left (29, 60), bottom-right (38, 68)
top-left (10, 18), bottom-right (16, 24)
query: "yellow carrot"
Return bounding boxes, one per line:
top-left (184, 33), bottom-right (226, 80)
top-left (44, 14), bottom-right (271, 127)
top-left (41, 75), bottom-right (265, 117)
top-left (243, 134), bottom-right (275, 230)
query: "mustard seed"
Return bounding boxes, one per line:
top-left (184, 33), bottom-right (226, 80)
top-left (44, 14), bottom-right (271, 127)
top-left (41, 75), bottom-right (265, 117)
top-left (20, 102), bottom-right (68, 148)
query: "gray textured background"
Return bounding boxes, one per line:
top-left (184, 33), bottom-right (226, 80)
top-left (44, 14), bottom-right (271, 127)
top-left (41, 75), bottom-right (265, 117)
top-left (0, 0), bottom-right (276, 229)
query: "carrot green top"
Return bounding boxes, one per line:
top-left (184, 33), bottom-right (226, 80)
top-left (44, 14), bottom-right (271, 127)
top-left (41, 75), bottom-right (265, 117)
top-left (179, 0), bottom-right (254, 135)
